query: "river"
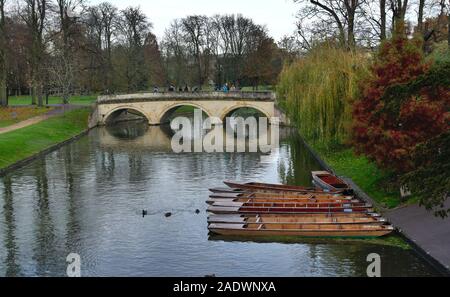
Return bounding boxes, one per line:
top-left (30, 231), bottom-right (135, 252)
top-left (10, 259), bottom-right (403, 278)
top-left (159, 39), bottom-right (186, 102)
top-left (0, 121), bottom-right (440, 276)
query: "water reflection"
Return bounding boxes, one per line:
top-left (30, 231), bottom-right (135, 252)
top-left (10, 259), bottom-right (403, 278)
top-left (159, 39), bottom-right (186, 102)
top-left (0, 121), bottom-right (440, 277)
top-left (33, 158), bottom-right (58, 276)
top-left (105, 120), bottom-right (149, 140)
top-left (2, 175), bottom-right (20, 276)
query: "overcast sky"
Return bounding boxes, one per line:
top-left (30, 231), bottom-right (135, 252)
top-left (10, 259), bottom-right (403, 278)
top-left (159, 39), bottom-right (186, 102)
top-left (90, 0), bottom-right (299, 42)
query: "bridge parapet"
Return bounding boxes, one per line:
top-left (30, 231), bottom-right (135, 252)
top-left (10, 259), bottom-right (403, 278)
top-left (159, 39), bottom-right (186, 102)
top-left (97, 91), bottom-right (276, 104)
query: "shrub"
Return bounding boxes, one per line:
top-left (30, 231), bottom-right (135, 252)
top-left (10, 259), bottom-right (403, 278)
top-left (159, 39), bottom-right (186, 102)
top-left (352, 28), bottom-right (449, 173)
top-left (401, 131), bottom-right (450, 218)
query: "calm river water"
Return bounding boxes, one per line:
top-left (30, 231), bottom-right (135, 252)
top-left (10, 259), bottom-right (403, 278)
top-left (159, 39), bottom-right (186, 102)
top-left (0, 121), bottom-right (440, 276)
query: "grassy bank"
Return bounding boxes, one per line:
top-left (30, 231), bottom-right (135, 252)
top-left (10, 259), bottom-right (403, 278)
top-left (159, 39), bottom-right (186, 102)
top-left (0, 107), bottom-right (53, 128)
top-left (310, 142), bottom-right (403, 209)
top-left (0, 108), bottom-right (91, 170)
top-left (7, 95), bottom-right (97, 106)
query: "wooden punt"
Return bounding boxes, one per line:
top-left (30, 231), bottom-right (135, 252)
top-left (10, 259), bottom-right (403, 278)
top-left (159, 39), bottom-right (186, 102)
top-left (209, 213), bottom-right (381, 221)
top-left (209, 187), bottom-right (246, 194)
top-left (312, 171), bottom-right (350, 191)
top-left (206, 197), bottom-right (360, 205)
top-left (211, 201), bottom-right (371, 209)
top-left (208, 223), bottom-right (394, 238)
top-left (224, 181), bottom-right (343, 194)
top-left (209, 192), bottom-right (352, 200)
top-left (207, 214), bottom-right (386, 225)
top-left (207, 205), bottom-right (373, 215)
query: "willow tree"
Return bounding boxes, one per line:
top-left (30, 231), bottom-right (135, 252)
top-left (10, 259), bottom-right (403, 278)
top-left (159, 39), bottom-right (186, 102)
top-left (277, 44), bottom-right (368, 145)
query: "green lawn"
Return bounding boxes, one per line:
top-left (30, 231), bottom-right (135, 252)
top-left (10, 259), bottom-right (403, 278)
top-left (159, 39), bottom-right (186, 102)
top-left (311, 143), bottom-right (402, 209)
top-left (0, 108), bottom-right (91, 170)
top-left (7, 95), bottom-right (97, 106)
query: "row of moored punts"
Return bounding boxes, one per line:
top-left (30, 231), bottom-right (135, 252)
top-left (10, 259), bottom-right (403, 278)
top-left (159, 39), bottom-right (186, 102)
top-left (206, 171), bottom-right (394, 238)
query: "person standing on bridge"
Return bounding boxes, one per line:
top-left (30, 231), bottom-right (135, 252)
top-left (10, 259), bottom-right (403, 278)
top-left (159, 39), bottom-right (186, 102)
top-left (222, 83), bottom-right (229, 93)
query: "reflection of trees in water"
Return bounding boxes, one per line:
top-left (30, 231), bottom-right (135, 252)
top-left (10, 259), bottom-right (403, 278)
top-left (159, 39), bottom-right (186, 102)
top-left (99, 151), bottom-right (116, 181)
top-left (96, 125), bottom-right (150, 183)
top-left (278, 132), bottom-right (323, 187)
top-left (64, 146), bottom-right (79, 237)
top-left (33, 158), bottom-right (57, 276)
top-left (2, 175), bottom-right (21, 276)
top-left (128, 154), bottom-right (144, 181)
top-left (106, 120), bottom-right (149, 140)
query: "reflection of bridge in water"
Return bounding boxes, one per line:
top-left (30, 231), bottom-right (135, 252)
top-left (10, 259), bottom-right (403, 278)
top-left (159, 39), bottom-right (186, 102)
top-left (98, 121), bottom-right (294, 153)
top-left (90, 92), bottom-right (288, 126)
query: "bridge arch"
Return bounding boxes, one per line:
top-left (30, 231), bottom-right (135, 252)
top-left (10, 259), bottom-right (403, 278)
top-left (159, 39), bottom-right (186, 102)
top-left (157, 102), bottom-right (212, 124)
top-left (220, 104), bottom-right (273, 124)
top-left (94, 92), bottom-right (281, 126)
top-left (103, 106), bottom-right (150, 125)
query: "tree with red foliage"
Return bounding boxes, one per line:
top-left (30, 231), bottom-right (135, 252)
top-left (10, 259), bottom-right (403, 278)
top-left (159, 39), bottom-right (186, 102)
top-left (352, 25), bottom-right (450, 173)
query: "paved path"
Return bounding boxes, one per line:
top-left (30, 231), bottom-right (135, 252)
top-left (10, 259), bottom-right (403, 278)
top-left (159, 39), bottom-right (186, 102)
top-left (344, 176), bottom-right (450, 274)
top-left (386, 200), bottom-right (450, 273)
top-left (0, 105), bottom-right (83, 135)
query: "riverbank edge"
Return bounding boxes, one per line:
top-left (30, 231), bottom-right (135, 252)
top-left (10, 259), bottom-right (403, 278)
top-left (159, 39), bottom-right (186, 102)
top-left (0, 108), bottom-right (95, 177)
top-left (0, 129), bottom-right (91, 177)
top-left (299, 137), bottom-right (450, 276)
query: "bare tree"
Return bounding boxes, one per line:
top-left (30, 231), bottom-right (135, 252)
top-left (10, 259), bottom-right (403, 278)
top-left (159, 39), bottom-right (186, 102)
top-left (162, 19), bottom-right (188, 86)
top-left (278, 35), bottom-right (302, 61)
top-left (182, 15), bottom-right (206, 86)
top-left (215, 14), bottom-right (258, 84)
top-left (49, 49), bottom-right (74, 104)
top-left (357, 0), bottom-right (390, 45)
top-left (294, 0), bottom-right (364, 49)
top-left (53, 0), bottom-right (84, 103)
top-left (21, 0), bottom-right (48, 106)
top-left (116, 6), bottom-right (151, 92)
top-left (99, 2), bottom-right (117, 91)
top-left (83, 5), bottom-right (103, 91)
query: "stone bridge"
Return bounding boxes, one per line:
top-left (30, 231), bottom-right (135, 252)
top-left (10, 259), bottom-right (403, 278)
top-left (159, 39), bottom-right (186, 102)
top-left (91, 92), bottom-right (286, 126)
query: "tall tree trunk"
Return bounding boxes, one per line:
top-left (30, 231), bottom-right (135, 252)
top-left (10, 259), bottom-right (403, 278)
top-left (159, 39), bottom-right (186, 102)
top-left (417, 0), bottom-right (425, 33)
top-left (37, 84), bottom-right (43, 107)
top-left (391, 0), bottom-right (409, 27)
top-left (31, 83), bottom-right (37, 105)
top-left (380, 0), bottom-right (387, 40)
top-left (448, 11), bottom-right (450, 47)
top-left (0, 58), bottom-right (6, 107)
top-left (0, 77), bottom-right (6, 107)
top-left (0, 0), bottom-right (7, 107)
top-left (347, 6), bottom-right (356, 49)
top-left (343, 0), bottom-right (358, 49)
top-left (57, 1), bottom-right (72, 104)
